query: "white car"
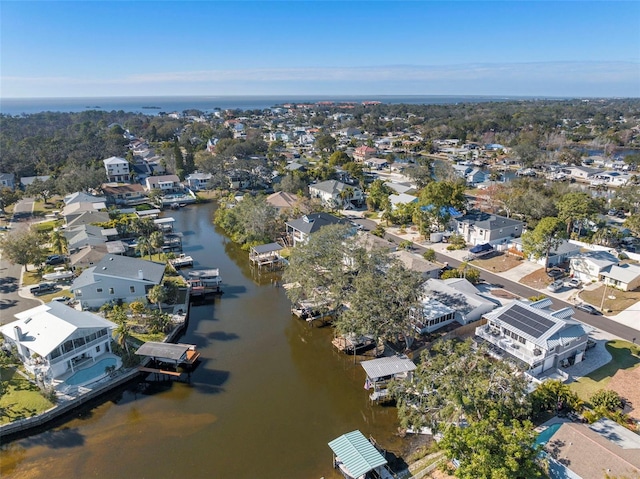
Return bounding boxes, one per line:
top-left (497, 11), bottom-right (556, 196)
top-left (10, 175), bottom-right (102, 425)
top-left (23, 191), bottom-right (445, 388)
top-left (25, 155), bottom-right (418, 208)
top-left (566, 278), bottom-right (581, 288)
top-left (547, 279), bottom-right (564, 292)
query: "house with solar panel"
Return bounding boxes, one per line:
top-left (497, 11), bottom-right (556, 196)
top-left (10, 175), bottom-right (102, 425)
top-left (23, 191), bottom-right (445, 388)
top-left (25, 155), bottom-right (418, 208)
top-left (475, 298), bottom-right (592, 376)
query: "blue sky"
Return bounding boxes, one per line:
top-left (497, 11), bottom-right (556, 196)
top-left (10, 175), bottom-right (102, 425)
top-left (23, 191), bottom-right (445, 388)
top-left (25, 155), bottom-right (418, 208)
top-left (1, 1), bottom-right (639, 98)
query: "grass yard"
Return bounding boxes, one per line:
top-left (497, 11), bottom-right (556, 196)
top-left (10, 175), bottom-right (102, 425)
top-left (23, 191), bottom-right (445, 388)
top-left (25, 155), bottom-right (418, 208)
top-left (470, 252), bottom-right (523, 272)
top-left (579, 285), bottom-right (640, 315)
top-left (0, 366), bottom-right (55, 424)
top-left (569, 340), bottom-right (640, 403)
top-left (21, 270), bottom-right (44, 286)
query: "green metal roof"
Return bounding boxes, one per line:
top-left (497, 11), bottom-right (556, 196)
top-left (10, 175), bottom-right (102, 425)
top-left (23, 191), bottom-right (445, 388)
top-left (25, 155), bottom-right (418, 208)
top-left (328, 430), bottom-right (387, 478)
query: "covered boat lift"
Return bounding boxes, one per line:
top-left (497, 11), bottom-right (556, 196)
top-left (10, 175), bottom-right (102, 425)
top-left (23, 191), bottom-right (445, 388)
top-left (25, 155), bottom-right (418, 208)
top-left (328, 430), bottom-right (392, 479)
top-left (249, 242), bottom-right (285, 270)
top-left (361, 355), bottom-right (416, 403)
top-left (135, 341), bottom-right (200, 380)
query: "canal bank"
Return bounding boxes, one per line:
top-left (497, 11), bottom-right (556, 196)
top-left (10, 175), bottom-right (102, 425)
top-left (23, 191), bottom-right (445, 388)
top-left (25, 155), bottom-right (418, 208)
top-left (1, 202), bottom-right (409, 479)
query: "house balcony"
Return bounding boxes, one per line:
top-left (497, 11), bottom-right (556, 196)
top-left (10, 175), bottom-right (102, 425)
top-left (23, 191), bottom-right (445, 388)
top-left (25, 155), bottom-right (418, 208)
top-left (475, 325), bottom-right (540, 366)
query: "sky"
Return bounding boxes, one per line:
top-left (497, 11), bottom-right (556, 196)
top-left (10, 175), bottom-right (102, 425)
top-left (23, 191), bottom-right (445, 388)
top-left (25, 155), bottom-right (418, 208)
top-left (1, 1), bottom-right (639, 98)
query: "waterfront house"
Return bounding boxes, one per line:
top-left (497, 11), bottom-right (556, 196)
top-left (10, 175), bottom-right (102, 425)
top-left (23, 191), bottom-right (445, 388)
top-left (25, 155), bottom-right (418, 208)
top-left (70, 254), bottom-right (165, 310)
top-left (353, 145), bottom-right (377, 162)
top-left (570, 250), bottom-right (619, 283)
top-left (103, 156), bottom-right (130, 183)
top-left (64, 224), bottom-right (110, 253)
top-left (384, 181), bottom-right (416, 195)
top-left (456, 211), bottom-right (524, 246)
top-left (185, 171), bottom-right (213, 191)
top-left (101, 183), bottom-right (146, 206)
top-left (412, 278), bottom-right (497, 333)
top-left (144, 174), bottom-right (181, 193)
top-left (476, 298), bottom-right (592, 376)
top-left (590, 171), bottom-right (633, 187)
top-left (363, 157), bottom-right (389, 170)
top-left (562, 165), bottom-right (603, 181)
top-left (542, 419), bottom-right (640, 479)
top-left (308, 180), bottom-right (364, 209)
top-left (0, 172), bottom-right (16, 190)
top-left (0, 301), bottom-right (117, 383)
top-left (69, 244), bottom-right (109, 270)
top-left (285, 212), bottom-right (348, 247)
top-left (600, 263), bottom-right (640, 291)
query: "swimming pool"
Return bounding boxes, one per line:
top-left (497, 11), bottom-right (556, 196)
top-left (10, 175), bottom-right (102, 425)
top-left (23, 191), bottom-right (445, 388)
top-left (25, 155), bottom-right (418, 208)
top-left (534, 422), bottom-right (562, 446)
top-left (65, 357), bottom-right (118, 386)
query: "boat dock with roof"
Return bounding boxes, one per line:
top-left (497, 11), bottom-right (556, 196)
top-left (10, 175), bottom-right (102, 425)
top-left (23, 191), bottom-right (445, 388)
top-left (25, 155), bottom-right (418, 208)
top-left (135, 341), bottom-right (200, 381)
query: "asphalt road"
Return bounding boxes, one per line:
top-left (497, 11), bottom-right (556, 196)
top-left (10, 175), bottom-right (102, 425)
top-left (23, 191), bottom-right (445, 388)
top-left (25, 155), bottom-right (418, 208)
top-left (0, 203), bottom-right (40, 324)
top-left (351, 217), bottom-right (638, 343)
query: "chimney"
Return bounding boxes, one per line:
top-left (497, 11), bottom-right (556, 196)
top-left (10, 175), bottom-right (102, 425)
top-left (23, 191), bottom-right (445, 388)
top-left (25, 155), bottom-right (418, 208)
top-left (138, 270), bottom-right (144, 280)
top-left (13, 325), bottom-right (22, 341)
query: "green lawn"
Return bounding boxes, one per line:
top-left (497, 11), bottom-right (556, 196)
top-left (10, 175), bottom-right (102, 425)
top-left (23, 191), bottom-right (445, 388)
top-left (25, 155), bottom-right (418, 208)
top-left (569, 340), bottom-right (640, 401)
top-left (0, 366), bottom-right (55, 424)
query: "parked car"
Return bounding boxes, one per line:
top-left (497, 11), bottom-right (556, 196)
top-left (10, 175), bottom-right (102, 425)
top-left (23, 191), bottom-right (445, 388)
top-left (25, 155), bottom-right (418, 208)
top-left (575, 303), bottom-right (601, 315)
top-left (547, 279), bottom-right (564, 292)
top-left (45, 254), bottom-right (65, 265)
top-left (607, 209), bottom-right (617, 216)
top-left (547, 268), bottom-right (565, 279)
top-left (30, 282), bottom-right (56, 296)
top-left (566, 278), bottom-right (582, 288)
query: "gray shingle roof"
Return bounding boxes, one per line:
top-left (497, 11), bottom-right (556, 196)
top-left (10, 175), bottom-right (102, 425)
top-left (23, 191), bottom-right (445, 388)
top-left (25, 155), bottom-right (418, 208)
top-left (457, 211), bottom-right (523, 230)
top-left (286, 213), bottom-right (347, 235)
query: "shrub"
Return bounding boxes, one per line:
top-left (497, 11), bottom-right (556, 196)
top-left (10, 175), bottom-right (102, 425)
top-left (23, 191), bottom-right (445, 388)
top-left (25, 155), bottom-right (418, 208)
top-left (423, 248), bottom-right (437, 262)
top-left (590, 389), bottom-right (623, 412)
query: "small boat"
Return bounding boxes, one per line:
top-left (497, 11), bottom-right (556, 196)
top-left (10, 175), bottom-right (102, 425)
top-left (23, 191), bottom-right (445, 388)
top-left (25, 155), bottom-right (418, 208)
top-left (42, 270), bottom-right (74, 281)
top-left (169, 254), bottom-right (193, 268)
top-left (188, 269), bottom-right (222, 286)
top-left (178, 203), bottom-right (187, 208)
top-left (170, 203), bottom-right (180, 210)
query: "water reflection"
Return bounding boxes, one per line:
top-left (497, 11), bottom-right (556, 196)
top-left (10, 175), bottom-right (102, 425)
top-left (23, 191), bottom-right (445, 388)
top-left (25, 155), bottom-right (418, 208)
top-left (1, 202), bottom-right (401, 479)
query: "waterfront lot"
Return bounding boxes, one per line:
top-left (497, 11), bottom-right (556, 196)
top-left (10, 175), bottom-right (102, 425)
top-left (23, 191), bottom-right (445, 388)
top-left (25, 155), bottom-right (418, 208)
top-left (0, 367), bottom-right (54, 424)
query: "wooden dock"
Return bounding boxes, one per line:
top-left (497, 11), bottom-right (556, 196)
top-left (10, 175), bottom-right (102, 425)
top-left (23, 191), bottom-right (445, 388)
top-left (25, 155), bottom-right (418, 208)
top-left (138, 366), bottom-right (182, 377)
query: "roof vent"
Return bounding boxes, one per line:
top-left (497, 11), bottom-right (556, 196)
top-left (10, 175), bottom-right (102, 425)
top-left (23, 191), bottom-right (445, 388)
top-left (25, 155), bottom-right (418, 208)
top-left (102, 267), bottom-right (107, 270)
top-left (109, 257), bottom-right (114, 261)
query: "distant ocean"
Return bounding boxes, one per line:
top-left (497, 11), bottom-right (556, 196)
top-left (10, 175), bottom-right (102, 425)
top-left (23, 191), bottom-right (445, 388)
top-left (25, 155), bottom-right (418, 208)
top-left (0, 95), bottom-right (539, 116)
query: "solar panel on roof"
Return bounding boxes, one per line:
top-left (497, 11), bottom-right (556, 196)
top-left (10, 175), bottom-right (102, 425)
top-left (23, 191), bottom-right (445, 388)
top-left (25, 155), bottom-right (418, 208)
top-left (497, 304), bottom-right (555, 339)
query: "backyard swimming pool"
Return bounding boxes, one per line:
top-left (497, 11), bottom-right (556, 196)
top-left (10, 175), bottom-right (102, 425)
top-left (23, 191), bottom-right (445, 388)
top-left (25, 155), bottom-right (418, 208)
top-left (65, 357), bottom-right (118, 386)
top-left (534, 422), bottom-right (562, 446)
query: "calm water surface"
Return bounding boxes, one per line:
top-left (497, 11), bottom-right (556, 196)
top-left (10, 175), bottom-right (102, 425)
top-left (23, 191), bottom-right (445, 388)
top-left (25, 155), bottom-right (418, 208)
top-left (1, 203), bottom-right (402, 479)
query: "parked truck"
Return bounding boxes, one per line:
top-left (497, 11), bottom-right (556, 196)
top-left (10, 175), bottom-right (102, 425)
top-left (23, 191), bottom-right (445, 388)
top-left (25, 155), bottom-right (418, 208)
top-left (30, 282), bottom-right (56, 296)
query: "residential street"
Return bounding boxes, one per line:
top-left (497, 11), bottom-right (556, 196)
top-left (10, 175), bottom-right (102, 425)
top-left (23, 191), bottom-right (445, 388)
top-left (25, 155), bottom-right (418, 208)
top-left (0, 202), bottom-right (40, 325)
top-left (350, 215), bottom-right (639, 343)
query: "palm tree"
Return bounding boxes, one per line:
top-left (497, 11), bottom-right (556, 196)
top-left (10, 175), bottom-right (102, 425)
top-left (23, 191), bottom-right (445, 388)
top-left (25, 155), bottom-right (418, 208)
top-left (147, 284), bottom-right (167, 311)
top-left (149, 231), bottom-right (164, 260)
top-left (49, 229), bottom-right (68, 255)
top-left (135, 236), bottom-right (151, 259)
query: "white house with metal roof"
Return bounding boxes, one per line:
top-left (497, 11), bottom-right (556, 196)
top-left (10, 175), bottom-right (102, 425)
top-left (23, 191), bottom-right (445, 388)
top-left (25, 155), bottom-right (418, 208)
top-left (570, 250), bottom-right (619, 283)
top-left (412, 278), bottom-right (497, 333)
top-left (103, 156), bottom-right (130, 182)
top-left (476, 299), bottom-right (593, 376)
top-left (308, 179), bottom-right (364, 209)
top-left (0, 302), bottom-right (117, 382)
top-left (600, 263), bottom-right (640, 291)
top-left (70, 255), bottom-right (165, 310)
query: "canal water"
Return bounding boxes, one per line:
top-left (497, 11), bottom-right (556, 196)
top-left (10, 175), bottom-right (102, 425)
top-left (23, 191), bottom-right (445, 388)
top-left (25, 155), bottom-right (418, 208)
top-left (1, 202), bottom-right (404, 479)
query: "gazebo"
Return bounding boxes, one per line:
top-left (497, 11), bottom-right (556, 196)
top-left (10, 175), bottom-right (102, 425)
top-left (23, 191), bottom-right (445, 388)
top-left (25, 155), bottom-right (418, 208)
top-left (249, 242), bottom-right (285, 270)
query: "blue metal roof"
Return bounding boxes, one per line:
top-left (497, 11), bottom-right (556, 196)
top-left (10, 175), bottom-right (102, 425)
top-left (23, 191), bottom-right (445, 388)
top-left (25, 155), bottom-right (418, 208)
top-left (328, 430), bottom-right (387, 478)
